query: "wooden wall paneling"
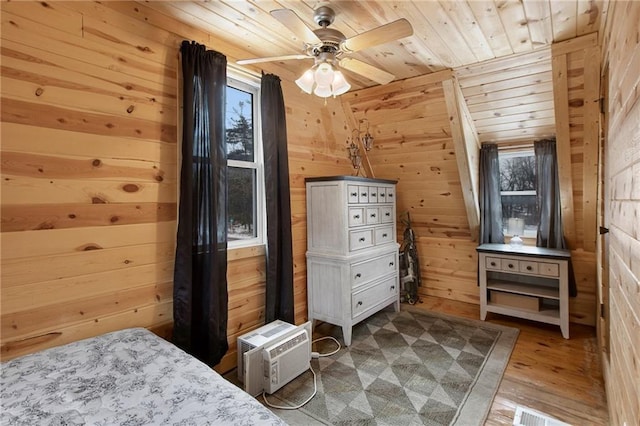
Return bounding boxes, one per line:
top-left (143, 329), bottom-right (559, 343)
top-left (601, 1), bottom-right (640, 423)
top-left (1, 123), bottom-right (176, 163)
top-left (1, 301), bottom-right (173, 360)
top-left (2, 280), bottom-right (173, 341)
top-left (582, 46), bottom-right (601, 252)
top-left (551, 52), bottom-right (578, 248)
top-left (1, 11), bottom-right (176, 87)
top-left (1, 242), bottom-right (175, 288)
top-left (442, 77), bottom-right (480, 240)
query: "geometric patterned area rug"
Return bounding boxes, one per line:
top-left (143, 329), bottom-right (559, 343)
top-left (268, 305), bottom-right (519, 425)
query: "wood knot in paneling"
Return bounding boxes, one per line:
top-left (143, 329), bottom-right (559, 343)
top-left (126, 105), bottom-right (135, 114)
top-left (92, 159), bottom-right (102, 167)
top-left (92, 197), bottom-right (107, 204)
top-left (122, 184), bottom-right (139, 193)
top-left (80, 244), bottom-right (103, 251)
top-left (35, 221), bottom-right (55, 230)
top-left (35, 88), bottom-right (44, 96)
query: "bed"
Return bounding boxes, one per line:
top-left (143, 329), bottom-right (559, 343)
top-left (1, 327), bottom-right (287, 425)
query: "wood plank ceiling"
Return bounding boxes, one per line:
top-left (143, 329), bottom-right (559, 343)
top-left (144, 0), bottom-right (609, 143)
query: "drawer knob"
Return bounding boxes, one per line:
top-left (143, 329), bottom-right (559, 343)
top-left (508, 263), bottom-right (514, 269)
top-left (388, 194), bottom-right (394, 198)
top-left (382, 233), bottom-right (388, 238)
top-left (351, 192), bottom-right (357, 197)
top-left (390, 285), bottom-right (395, 290)
top-left (353, 214), bottom-right (360, 219)
top-left (389, 262), bottom-right (394, 267)
top-left (385, 212), bottom-right (391, 217)
top-left (490, 262), bottom-right (496, 267)
top-left (526, 266), bottom-right (533, 271)
top-left (357, 301), bottom-right (363, 306)
top-left (359, 237), bottom-right (366, 242)
top-left (371, 213), bottom-right (376, 218)
top-left (361, 193), bottom-right (367, 196)
top-left (355, 273), bottom-right (362, 279)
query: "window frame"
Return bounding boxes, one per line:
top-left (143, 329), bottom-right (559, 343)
top-left (226, 70), bottom-right (265, 249)
top-left (498, 147), bottom-right (538, 238)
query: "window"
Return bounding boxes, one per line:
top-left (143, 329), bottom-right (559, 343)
top-left (499, 149), bottom-right (538, 237)
top-left (226, 74), bottom-right (264, 247)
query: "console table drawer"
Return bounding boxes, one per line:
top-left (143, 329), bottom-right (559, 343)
top-left (486, 257), bottom-right (502, 270)
top-left (501, 259), bottom-right (519, 272)
top-left (539, 262), bottom-right (560, 277)
top-left (519, 261), bottom-right (539, 274)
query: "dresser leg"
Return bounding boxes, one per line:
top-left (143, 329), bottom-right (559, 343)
top-left (342, 326), bottom-right (352, 346)
top-left (393, 299), bottom-right (400, 312)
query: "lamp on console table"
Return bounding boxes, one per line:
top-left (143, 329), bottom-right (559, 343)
top-left (507, 218), bottom-right (525, 247)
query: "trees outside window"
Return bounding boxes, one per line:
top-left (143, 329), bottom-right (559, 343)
top-left (499, 149), bottom-right (538, 237)
top-left (226, 80), bottom-right (263, 246)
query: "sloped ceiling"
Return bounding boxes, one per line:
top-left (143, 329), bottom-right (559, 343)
top-left (143, 1), bottom-right (609, 142)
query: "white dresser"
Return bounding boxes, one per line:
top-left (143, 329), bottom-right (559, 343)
top-left (477, 243), bottom-right (571, 338)
top-left (306, 176), bottom-right (400, 346)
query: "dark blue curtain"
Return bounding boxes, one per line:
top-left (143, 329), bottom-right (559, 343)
top-left (261, 73), bottom-right (294, 323)
top-left (479, 143), bottom-right (505, 244)
top-left (173, 41), bottom-right (229, 366)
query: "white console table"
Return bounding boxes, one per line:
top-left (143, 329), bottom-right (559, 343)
top-left (476, 243), bottom-right (571, 339)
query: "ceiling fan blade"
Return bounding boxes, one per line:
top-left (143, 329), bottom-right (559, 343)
top-left (236, 54), bottom-right (310, 65)
top-left (271, 9), bottom-right (322, 45)
top-left (341, 19), bottom-right (413, 53)
top-left (339, 57), bottom-right (395, 85)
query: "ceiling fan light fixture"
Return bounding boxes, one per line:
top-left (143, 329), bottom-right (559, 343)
top-left (314, 62), bottom-right (335, 86)
top-left (313, 84), bottom-right (333, 98)
top-left (331, 70), bottom-right (351, 96)
top-left (295, 69), bottom-right (315, 94)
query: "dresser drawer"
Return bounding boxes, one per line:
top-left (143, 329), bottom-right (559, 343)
top-left (374, 226), bottom-right (394, 245)
top-left (539, 262), bottom-right (559, 277)
top-left (380, 206), bottom-right (394, 223)
top-left (385, 187), bottom-right (396, 203)
top-left (358, 186), bottom-right (369, 203)
top-left (347, 185), bottom-right (359, 203)
top-left (485, 257), bottom-right (502, 270)
top-left (366, 207), bottom-right (380, 224)
top-left (349, 229), bottom-right (374, 251)
top-left (352, 276), bottom-right (398, 319)
top-left (377, 187), bottom-right (388, 202)
top-left (501, 259), bottom-right (519, 272)
top-left (350, 252), bottom-right (397, 288)
top-left (368, 187), bottom-right (379, 203)
top-left (348, 207), bottom-right (365, 227)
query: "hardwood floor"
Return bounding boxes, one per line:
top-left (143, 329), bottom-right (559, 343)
top-left (414, 296), bottom-right (609, 425)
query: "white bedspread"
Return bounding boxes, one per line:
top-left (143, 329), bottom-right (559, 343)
top-left (1, 328), bottom-right (287, 425)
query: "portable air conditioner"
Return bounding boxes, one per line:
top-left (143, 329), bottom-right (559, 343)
top-left (237, 320), bottom-right (312, 397)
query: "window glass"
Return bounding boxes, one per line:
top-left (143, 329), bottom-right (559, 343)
top-left (225, 76), bottom-right (263, 247)
top-left (226, 86), bottom-right (254, 161)
top-left (499, 149), bottom-right (538, 237)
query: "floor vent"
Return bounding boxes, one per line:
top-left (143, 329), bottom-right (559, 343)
top-left (513, 406), bottom-right (571, 426)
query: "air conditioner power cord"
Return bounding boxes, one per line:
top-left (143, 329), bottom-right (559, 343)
top-left (261, 336), bottom-right (341, 410)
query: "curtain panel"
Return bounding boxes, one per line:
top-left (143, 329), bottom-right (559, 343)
top-left (479, 143), bottom-right (505, 244)
top-left (534, 138), bottom-right (577, 296)
top-left (261, 73), bottom-right (295, 323)
top-left (173, 41), bottom-right (229, 366)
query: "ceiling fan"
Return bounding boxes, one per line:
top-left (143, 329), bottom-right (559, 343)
top-left (237, 6), bottom-right (413, 95)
